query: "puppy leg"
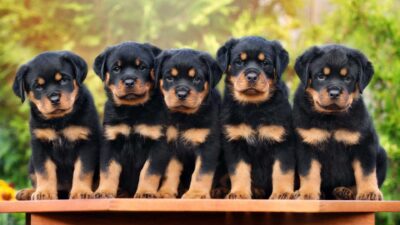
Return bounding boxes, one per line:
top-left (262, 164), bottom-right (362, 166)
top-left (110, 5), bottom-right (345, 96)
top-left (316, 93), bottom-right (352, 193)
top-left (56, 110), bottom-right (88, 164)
top-left (94, 159), bottom-right (122, 198)
top-left (269, 160), bottom-right (295, 200)
top-left (294, 159), bottom-right (321, 200)
top-left (157, 158), bottom-right (183, 198)
top-left (182, 156), bottom-right (215, 199)
top-left (70, 158), bottom-right (94, 199)
top-left (353, 159), bottom-right (383, 200)
top-left (134, 160), bottom-right (162, 198)
top-left (226, 160), bottom-right (252, 199)
top-left (333, 186), bottom-right (356, 200)
top-left (31, 159), bottom-right (58, 200)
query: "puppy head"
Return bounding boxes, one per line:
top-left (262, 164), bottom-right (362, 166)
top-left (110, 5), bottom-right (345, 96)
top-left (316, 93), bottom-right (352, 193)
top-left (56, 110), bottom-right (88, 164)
top-left (93, 42), bottom-right (161, 106)
top-left (155, 49), bottom-right (222, 114)
top-left (295, 45), bottom-right (373, 114)
top-left (13, 51), bottom-right (87, 119)
top-left (217, 36), bottom-right (289, 104)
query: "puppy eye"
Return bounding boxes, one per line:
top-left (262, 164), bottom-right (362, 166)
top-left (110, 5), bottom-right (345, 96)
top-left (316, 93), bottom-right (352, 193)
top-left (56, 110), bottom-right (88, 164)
top-left (262, 60), bottom-right (270, 66)
top-left (316, 73), bottom-right (326, 81)
top-left (344, 76), bottom-right (353, 82)
top-left (35, 84), bottom-right (44, 91)
top-left (193, 76), bottom-right (201, 84)
top-left (60, 77), bottom-right (69, 85)
top-left (165, 76), bottom-right (173, 82)
top-left (234, 59), bottom-right (244, 67)
top-left (138, 64), bottom-right (147, 71)
top-left (112, 66), bottom-right (121, 73)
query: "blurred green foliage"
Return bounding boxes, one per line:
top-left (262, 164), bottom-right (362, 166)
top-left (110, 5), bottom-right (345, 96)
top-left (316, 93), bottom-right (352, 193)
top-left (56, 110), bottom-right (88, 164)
top-left (0, 0), bottom-right (399, 224)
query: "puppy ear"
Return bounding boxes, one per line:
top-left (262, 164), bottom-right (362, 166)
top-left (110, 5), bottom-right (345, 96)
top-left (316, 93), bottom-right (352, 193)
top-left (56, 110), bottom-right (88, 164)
top-left (62, 51), bottom-right (88, 85)
top-left (294, 46), bottom-right (322, 88)
top-left (93, 48), bottom-right (111, 81)
top-left (200, 53), bottom-right (223, 89)
top-left (216, 38), bottom-right (239, 73)
top-left (154, 51), bottom-right (171, 88)
top-left (143, 43), bottom-right (162, 57)
top-left (272, 41), bottom-right (289, 81)
top-left (13, 65), bottom-right (29, 103)
top-left (349, 51), bottom-right (374, 93)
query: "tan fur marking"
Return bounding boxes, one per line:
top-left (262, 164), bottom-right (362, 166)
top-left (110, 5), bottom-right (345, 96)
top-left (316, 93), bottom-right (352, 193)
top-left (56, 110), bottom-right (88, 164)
top-left (171, 68), bottom-right (178, 76)
top-left (135, 58), bottom-right (141, 66)
top-left (323, 67), bottom-right (331, 75)
top-left (134, 124), bottom-right (163, 140)
top-left (150, 69), bottom-right (155, 80)
top-left (135, 160), bottom-right (161, 198)
top-left (230, 73), bottom-right (275, 104)
top-left (296, 159), bottom-right (321, 200)
top-left (353, 160), bottom-right (383, 200)
top-left (334, 129), bottom-right (361, 145)
top-left (258, 125), bottom-right (286, 143)
top-left (166, 126), bottom-right (178, 143)
top-left (55, 73), bottom-right (62, 81)
top-left (270, 160), bottom-right (295, 199)
top-left (62, 126), bottom-right (90, 142)
top-left (188, 68), bottom-right (196, 77)
top-left (240, 52), bottom-right (247, 61)
top-left (258, 53), bottom-right (265, 61)
top-left (182, 157), bottom-right (213, 199)
top-left (158, 158), bottom-right (183, 198)
top-left (181, 128), bottom-right (210, 146)
top-left (37, 77), bottom-right (45, 85)
top-left (33, 128), bottom-right (58, 142)
top-left (340, 68), bottom-right (348, 76)
top-left (296, 128), bottom-right (331, 145)
top-left (104, 124), bottom-right (131, 140)
top-left (224, 124), bottom-right (255, 143)
top-left (70, 159), bottom-right (94, 199)
top-left (32, 159), bottom-right (58, 200)
top-left (226, 160), bottom-right (252, 199)
top-left (94, 160), bottom-right (122, 198)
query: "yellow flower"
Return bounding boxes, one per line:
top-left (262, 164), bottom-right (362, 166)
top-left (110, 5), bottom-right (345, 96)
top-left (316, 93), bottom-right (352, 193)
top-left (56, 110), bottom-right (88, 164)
top-left (0, 180), bottom-right (16, 201)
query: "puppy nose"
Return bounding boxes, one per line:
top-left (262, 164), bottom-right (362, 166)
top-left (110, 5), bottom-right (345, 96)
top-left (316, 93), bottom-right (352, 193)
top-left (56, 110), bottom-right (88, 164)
top-left (48, 93), bottom-right (60, 105)
top-left (124, 78), bottom-right (136, 87)
top-left (246, 72), bottom-right (258, 83)
top-left (175, 87), bottom-right (190, 100)
top-left (328, 87), bottom-right (342, 99)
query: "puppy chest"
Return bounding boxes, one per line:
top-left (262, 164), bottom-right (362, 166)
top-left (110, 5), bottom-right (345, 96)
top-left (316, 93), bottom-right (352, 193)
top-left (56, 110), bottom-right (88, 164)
top-left (103, 123), bottom-right (163, 141)
top-left (166, 126), bottom-right (211, 148)
top-left (296, 128), bottom-right (362, 146)
top-left (32, 126), bottom-right (91, 146)
top-left (223, 123), bottom-right (287, 145)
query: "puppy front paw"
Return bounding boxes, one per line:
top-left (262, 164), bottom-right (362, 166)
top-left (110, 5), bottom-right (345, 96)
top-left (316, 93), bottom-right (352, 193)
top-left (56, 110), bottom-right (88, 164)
top-left (157, 190), bottom-right (177, 199)
top-left (269, 191), bottom-right (295, 200)
top-left (31, 189), bottom-right (58, 200)
top-left (94, 189), bottom-right (116, 199)
top-left (182, 190), bottom-right (210, 199)
top-left (70, 189), bottom-right (94, 199)
top-left (16, 188), bottom-right (35, 201)
top-left (293, 190), bottom-right (320, 200)
top-left (134, 192), bottom-right (158, 199)
top-left (356, 189), bottom-right (383, 201)
top-left (333, 187), bottom-right (355, 200)
top-left (226, 191), bottom-right (251, 199)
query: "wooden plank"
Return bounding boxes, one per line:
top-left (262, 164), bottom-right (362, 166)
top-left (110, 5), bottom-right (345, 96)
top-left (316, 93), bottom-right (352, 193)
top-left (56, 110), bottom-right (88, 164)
top-left (30, 212), bottom-right (375, 225)
top-left (1, 199), bottom-right (400, 213)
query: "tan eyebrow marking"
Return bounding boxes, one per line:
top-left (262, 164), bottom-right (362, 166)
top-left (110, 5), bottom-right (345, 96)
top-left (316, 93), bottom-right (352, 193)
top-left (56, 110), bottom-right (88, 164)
top-left (171, 68), bottom-right (178, 76)
top-left (188, 68), bottom-right (196, 77)
top-left (55, 73), bottom-right (62, 81)
top-left (340, 68), bottom-right (348, 76)
top-left (258, 53), bottom-right (265, 61)
top-left (323, 67), bottom-right (331, 75)
top-left (240, 52), bottom-right (247, 61)
top-left (37, 77), bottom-right (45, 85)
top-left (117, 61), bottom-right (122, 66)
top-left (135, 58), bottom-right (141, 66)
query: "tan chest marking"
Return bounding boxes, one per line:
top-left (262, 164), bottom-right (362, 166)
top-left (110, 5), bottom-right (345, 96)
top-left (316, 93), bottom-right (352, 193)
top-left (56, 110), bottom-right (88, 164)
top-left (166, 126), bottom-right (178, 143)
top-left (62, 126), bottom-right (90, 142)
top-left (33, 128), bottom-right (58, 142)
top-left (134, 124), bottom-right (163, 140)
top-left (104, 124), bottom-right (131, 140)
top-left (296, 128), bottom-right (331, 145)
top-left (258, 125), bottom-right (286, 143)
top-left (224, 124), bottom-right (255, 142)
top-left (181, 128), bottom-right (210, 146)
top-left (334, 129), bottom-right (361, 145)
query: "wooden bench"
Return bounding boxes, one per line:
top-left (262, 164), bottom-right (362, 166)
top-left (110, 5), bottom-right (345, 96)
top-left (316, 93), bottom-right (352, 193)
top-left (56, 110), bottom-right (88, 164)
top-left (1, 199), bottom-right (400, 225)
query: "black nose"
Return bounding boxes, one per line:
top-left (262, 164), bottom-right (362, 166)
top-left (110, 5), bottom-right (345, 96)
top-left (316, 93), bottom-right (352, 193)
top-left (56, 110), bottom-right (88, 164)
top-left (124, 78), bottom-right (136, 87)
top-left (48, 93), bottom-right (60, 105)
top-left (328, 87), bottom-right (342, 99)
top-left (245, 72), bottom-right (259, 83)
top-left (175, 87), bottom-right (190, 100)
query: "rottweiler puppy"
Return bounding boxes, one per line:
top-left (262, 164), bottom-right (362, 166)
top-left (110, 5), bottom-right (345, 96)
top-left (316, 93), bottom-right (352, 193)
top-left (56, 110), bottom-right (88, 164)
top-left (153, 49), bottom-right (222, 199)
top-left (93, 42), bottom-right (168, 198)
top-left (13, 51), bottom-right (101, 200)
top-left (293, 44), bottom-right (387, 200)
top-left (216, 36), bottom-right (295, 199)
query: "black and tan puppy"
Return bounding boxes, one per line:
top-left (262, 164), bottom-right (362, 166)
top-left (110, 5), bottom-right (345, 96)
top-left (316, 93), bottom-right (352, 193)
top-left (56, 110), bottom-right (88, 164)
top-left (153, 49), bottom-right (222, 199)
top-left (216, 36), bottom-right (295, 199)
top-left (93, 42), bottom-right (168, 198)
top-left (293, 44), bottom-right (387, 200)
top-left (13, 51), bottom-right (101, 200)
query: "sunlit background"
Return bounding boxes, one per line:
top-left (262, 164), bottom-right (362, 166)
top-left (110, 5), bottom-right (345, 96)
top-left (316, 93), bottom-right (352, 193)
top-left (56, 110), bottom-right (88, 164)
top-left (1, 0), bottom-right (399, 224)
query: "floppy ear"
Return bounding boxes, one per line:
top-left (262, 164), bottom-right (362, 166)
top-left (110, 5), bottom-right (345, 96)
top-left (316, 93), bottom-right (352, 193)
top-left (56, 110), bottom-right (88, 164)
top-left (13, 65), bottom-right (29, 103)
top-left (154, 51), bottom-right (171, 88)
top-left (143, 43), bottom-right (162, 57)
top-left (349, 51), bottom-right (374, 93)
top-left (216, 38), bottom-right (239, 73)
top-left (93, 48), bottom-right (111, 81)
top-left (294, 46), bottom-right (322, 88)
top-left (62, 51), bottom-right (88, 85)
top-left (200, 53), bottom-right (223, 89)
top-left (272, 41), bottom-right (289, 81)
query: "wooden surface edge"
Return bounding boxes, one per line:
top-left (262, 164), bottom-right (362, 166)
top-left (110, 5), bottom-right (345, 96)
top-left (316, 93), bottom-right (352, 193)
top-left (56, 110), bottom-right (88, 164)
top-left (1, 199), bottom-right (400, 213)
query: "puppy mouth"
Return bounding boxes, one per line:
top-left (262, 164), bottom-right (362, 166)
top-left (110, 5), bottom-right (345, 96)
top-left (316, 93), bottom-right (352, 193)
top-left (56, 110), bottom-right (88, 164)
top-left (117, 92), bottom-right (147, 100)
top-left (316, 102), bottom-right (350, 112)
top-left (240, 88), bottom-right (265, 96)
